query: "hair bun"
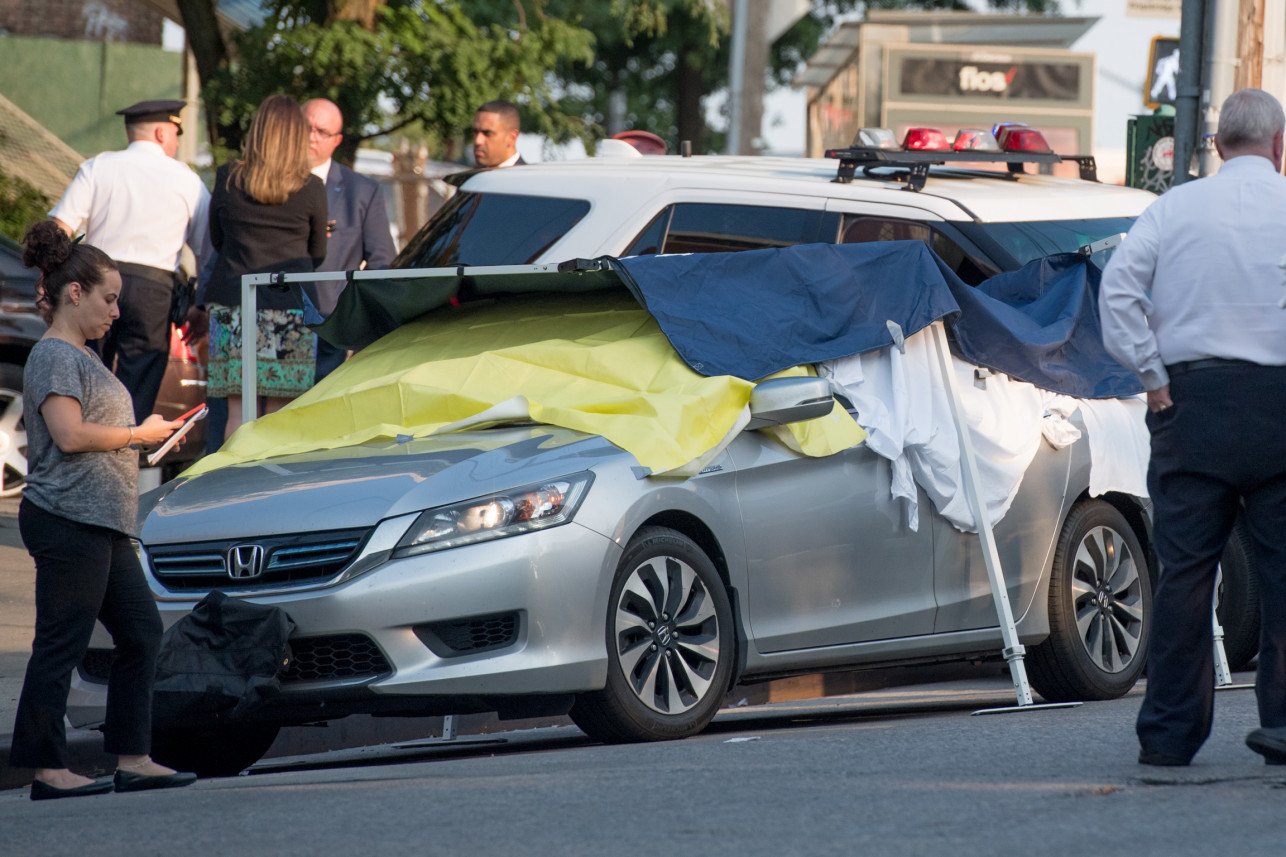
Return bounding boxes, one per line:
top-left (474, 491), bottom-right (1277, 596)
top-left (21, 220), bottom-right (75, 275)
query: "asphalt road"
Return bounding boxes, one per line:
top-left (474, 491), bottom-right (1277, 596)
top-left (0, 671), bottom-right (1281, 857)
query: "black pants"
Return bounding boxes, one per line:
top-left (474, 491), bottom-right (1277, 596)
top-left (8, 501), bottom-right (162, 769)
top-left (1137, 364), bottom-right (1286, 760)
top-left (98, 264), bottom-right (172, 423)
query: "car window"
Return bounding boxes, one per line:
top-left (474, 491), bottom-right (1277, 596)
top-left (623, 209), bottom-right (670, 256)
top-left (839, 216), bottom-right (930, 245)
top-left (394, 192), bottom-right (591, 268)
top-left (839, 215), bottom-right (995, 285)
top-left (965, 217), bottom-right (1137, 271)
top-left (624, 203), bottom-right (839, 255)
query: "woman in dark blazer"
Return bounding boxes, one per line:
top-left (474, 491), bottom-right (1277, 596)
top-left (205, 94), bottom-right (327, 441)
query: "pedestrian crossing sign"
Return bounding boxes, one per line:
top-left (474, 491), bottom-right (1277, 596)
top-left (1145, 36), bottom-right (1181, 109)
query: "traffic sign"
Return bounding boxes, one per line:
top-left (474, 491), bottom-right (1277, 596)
top-left (1144, 36), bottom-right (1181, 109)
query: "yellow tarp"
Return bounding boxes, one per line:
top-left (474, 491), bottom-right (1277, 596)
top-left (184, 293), bottom-right (866, 478)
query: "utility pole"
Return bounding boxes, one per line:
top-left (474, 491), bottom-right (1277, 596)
top-left (1172, 0), bottom-right (1206, 185)
top-left (1235, 0), bottom-right (1266, 89)
top-left (726, 0), bottom-right (809, 155)
top-left (1201, 0), bottom-right (1239, 175)
top-left (727, 0), bottom-right (749, 155)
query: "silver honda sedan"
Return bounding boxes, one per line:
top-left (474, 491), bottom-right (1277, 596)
top-left (66, 368), bottom-right (1151, 776)
top-left (65, 380), bottom-right (1152, 772)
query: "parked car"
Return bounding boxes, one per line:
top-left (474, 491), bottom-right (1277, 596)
top-left (393, 135), bottom-right (1260, 671)
top-left (0, 233), bottom-right (207, 490)
top-left (64, 136), bottom-right (1253, 775)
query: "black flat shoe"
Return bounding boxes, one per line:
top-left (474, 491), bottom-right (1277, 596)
top-left (30, 777), bottom-right (115, 801)
top-left (1245, 727), bottom-right (1286, 765)
top-left (113, 770), bottom-right (197, 793)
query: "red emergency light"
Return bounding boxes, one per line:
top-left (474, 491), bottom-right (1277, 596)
top-left (901, 128), bottom-right (950, 151)
top-left (995, 124), bottom-right (1053, 154)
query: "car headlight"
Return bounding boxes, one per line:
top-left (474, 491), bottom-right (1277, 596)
top-left (393, 473), bottom-right (594, 558)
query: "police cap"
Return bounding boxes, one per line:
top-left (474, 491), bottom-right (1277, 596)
top-left (116, 100), bottom-right (185, 134)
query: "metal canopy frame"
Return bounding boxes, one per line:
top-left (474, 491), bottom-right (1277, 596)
top-left (237, 265), bottom-right (1243, 711)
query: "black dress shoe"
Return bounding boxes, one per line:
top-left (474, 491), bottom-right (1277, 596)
top-left (113, 769), bottom-right (198, 793)
top-left (1245, 727), bottom-right (1286, 765)
top-left (30, 777), bottom-right (115, 801)
top-left (1138, 749), bottom-right (1191, 767)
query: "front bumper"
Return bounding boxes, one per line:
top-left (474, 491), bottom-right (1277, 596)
top-left (67, 522), bottom-right (620, 727)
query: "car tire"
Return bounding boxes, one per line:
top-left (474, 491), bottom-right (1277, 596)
top-left (569, 526), bottom-right (735, 743)
top-left (151, 721), bottom-right (281, 777)
top-left (1216, 517), bottom-right (1260, 671)
top-left (1028, 500), bottom-right (1151, 702)
top-left (0, 362), bottom-right (28, 497)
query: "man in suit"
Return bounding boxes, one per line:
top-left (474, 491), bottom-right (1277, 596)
top-left (472, 100), bottom-right (525, 168)
top-left (302, 98), bottom-right (397, 381)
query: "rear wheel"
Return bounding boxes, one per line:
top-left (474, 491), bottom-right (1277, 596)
top-left (0, 363), bottom-right (27, 497)
top-left (570, 527), bottom-right (734, 743)
top-left (1029, 500), bottom-right (1151, 702)
top-left (1216, 517), bottom-right (1260, 671)
top-left (151, 722), bottom-right (281, 777)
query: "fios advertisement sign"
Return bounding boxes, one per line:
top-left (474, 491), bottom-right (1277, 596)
top-left (894, 52), bottom-right (1087, 103)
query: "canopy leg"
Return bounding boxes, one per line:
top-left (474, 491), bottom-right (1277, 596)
top-left (925, 321), bottom-right (1081, 716)
top-left (1213, 563), bottom-right (1255, 691)
top-left (240, 273), bottom-right (258, 423)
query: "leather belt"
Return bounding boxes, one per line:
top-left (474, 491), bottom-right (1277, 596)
top-left (1166, 358), bottom-right (1258, 376)
top-left (116, 261), bottom-right (177, 288)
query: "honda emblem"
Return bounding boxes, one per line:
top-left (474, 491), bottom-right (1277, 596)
top-left (226, 544), bottom-right (266, 580)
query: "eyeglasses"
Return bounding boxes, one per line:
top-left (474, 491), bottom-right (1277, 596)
top-left (309, 126), bottom-right (341, 139)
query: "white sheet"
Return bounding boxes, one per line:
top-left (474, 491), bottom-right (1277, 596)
top-left (819, 330), bottom-right (1149, 533)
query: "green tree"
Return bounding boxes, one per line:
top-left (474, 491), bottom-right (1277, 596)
top-left (0, 167), bottom-right (50, 244)
top-left (180, 0), bottom-right (595, 164)
top-left (478, 0), bottom-right (1064, 154)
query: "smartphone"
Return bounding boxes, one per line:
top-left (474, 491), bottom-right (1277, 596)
top-left (146, 404), bottom-right (209, 467)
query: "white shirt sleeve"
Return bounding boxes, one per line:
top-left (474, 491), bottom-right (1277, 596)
top-left (1099, 202), bottom-right (1169, 390)
top-left (48, 159), bottom-right (94, 234)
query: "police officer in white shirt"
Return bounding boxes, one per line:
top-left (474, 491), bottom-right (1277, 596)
top-left (50, 100), bottom-right (210, 423)
top-left (1100, 88), bottom-right (1286, 769)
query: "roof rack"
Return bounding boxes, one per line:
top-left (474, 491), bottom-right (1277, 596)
top-left (824, 147), bottom-right (1098, 192)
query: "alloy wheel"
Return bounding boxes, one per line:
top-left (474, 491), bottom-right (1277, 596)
top-left (614, 554), bottom-right (721, 715)
top-left (1070, 525), bottom-right (1145, 673)
top-left (0, 388), bottom-right (27, 497)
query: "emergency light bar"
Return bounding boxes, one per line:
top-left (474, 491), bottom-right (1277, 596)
top-left (826, 125), bottom-right (1098, 191)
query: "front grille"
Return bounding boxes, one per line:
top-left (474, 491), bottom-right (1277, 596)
top-left (81, 635), bottom-right (392, 687)
top-left (281, 634), bottom-right (392, 684)
top-left (146, 528), bottom-right (370, 591)
top-left (415, 612), bottom-right (520, 658)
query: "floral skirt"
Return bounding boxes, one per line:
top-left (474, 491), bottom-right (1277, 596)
top-left (207, 303), bottom-right (317, 398)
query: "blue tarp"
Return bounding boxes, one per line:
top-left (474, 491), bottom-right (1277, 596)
top-left (616, 242), bottom-right (1143, 399)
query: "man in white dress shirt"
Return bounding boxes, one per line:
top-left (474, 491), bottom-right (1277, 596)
top-left (1100, 88), bottom-right (1286, 768)
top-left (50, 99), bottom-right (210, 423)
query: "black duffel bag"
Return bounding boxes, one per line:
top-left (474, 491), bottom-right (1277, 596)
top-left (152, 590), bottom-right (296, 727)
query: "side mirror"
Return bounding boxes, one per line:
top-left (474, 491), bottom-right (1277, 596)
top-left (745, 377), bottom-right (834, 430)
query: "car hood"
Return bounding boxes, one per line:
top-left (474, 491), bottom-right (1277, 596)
top-left (140, 425), bottom-right (623, 545)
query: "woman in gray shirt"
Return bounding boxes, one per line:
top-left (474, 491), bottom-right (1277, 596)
top-left (7, 221), bottom-right (193, 800)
